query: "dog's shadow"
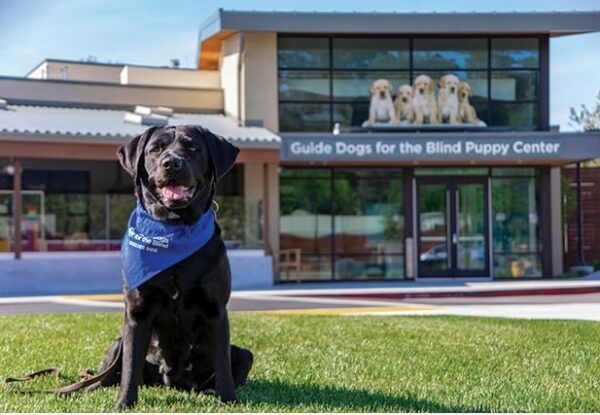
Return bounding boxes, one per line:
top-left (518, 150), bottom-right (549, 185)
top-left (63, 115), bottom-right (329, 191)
top-left (239, 378), bottom-right (491, 412)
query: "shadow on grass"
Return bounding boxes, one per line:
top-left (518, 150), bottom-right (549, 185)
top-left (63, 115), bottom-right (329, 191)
top-left (239, 379), bottom-right (491, 412)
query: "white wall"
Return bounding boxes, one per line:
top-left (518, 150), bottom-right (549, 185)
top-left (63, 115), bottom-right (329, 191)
top-left (120, 66), bottom-right (220, 89)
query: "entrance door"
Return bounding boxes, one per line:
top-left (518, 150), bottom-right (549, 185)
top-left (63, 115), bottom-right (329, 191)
top-left (417, 178), bottom-right (489, 277)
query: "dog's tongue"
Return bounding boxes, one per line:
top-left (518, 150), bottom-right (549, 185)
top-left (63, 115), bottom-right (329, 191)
top-left (160, 185), bottom-right (187, 201)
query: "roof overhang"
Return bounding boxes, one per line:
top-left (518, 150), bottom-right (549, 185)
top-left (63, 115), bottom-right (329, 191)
top-left (0, 132), bottom-right (279, 164)
top-left (197, 9), bottom-right (600, 68)
top-left (280, 131), bottom-right (600, 167)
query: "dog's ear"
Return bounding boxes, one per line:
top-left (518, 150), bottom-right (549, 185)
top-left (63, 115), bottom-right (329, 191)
top-left (199, 127), bottom-right (240, 181)
top-left (439, 77), bottom-right (445, 89)
top-left (117, 126), bottom-right (158, 178)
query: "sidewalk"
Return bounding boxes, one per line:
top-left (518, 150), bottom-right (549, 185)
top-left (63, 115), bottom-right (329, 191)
top-left (3, 265), bottom-right (599, 298)
top-left (235, 271), bottom-right (600, 299)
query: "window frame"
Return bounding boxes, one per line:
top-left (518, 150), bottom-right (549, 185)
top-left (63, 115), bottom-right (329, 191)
top-left (278, 34), bottom-right (545, 132)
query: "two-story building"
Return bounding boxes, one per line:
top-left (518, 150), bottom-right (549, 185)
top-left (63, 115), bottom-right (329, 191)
top-left (1, 10), bottom-right (600, 291)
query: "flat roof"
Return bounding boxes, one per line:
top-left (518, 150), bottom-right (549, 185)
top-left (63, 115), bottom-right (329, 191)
top-left (199, 9), bottom-right (600, 41)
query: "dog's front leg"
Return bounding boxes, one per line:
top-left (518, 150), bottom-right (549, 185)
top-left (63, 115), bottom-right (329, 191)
top-left (115, 296), bottom-right (154, 409)
top-left (208, 310), bottom-right (237, 404)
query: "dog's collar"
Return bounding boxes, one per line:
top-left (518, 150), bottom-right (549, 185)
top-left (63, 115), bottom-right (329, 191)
top-left (121, 202), bottom-right (216, 292)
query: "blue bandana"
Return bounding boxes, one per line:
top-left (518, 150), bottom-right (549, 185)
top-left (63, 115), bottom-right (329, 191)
top-left (121, 202), bottom-right (216, 291)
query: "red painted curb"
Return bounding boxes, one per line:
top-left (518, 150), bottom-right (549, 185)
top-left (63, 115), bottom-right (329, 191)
top-left (304, 286), bottom-right (600, 300)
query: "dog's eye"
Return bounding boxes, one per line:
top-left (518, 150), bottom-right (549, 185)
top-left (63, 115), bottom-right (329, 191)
top-left (189, 146), bottom-right (198, 152)
top-left (149, 145), bottom-right (162, 153)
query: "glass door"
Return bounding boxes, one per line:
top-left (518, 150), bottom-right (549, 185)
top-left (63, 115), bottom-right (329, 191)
top-left (0, 190), bottom-right (45, 252)
top-left (417, 178), bottom-right (489, 277)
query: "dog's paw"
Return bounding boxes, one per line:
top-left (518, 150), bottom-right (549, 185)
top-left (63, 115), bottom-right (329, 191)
top-left (218, 390), bottom-right (238, 405)
top-left (114, 398), bottom-right (136, 411)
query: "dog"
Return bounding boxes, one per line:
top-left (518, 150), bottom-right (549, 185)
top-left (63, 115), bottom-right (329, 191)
top-left (366, 78), bottom-right (397, 125)
top-left (102, 125), bottom-right (253, 409)
top-left (412, 74), bottom-right (439, 124)
top-left (457, 81), bottom-right (480, 124)
top-left (393, 84), bottom-right (414, 123)
top-left (437, 74), bottom-right (460, 124)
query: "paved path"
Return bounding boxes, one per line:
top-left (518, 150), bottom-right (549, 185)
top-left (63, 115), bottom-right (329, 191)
top-left (2, 291), bottom-right (600, 321)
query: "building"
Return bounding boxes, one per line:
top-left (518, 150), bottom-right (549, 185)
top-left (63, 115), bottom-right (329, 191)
top-left (1, 10), bottom-right (600, 290)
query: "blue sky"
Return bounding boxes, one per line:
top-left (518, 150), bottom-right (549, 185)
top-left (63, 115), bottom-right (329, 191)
top-left (1, 0), bottom-right (599, 131)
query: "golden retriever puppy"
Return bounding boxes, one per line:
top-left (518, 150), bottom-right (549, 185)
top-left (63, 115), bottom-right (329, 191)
top-left (457, 82), bottom-right (480, 124)
top-left (393, 84), bottom-right (414, 123)
top-left (366, 78), bottom-right (398, 125)
top-left (437, 74), bottom-right (460, 124)
top-left (412, 74), bottom-right (438, 124)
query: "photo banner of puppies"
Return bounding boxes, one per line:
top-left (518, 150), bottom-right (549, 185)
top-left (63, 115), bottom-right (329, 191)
top-left (363, 74), bottom-right (486, 127)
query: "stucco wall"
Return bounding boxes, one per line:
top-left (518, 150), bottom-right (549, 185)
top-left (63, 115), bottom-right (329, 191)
top-left (220, 33), bottom-right (241, 120)
top-left (27, 62), bottom-right (124, 84)
top-left (242, 32), bottom-right (279, 132)
top-left (0, 78), bottom-right (223, 112)
top-left (120, 66), bottom-right (220, 89)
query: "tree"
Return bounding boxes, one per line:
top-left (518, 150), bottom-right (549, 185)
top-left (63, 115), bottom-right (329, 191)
top-left (569, 90), bottom-right (600, 132)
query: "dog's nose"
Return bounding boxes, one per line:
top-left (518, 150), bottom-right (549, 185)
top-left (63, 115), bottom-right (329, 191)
top-left (161, 156), bottom-right (183, 171)
top-left (450, 87), bottom-right (456, 93)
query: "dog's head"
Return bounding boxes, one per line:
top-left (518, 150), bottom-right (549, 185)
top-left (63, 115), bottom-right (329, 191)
top-left (439, 74), bottom-right (460, 95)
top-left (370, 79), bottom-right (393, 100)
top-left (458, 82), bottom-right (472, 103)
top-left (413, 75), bottom-right (434, 97)
top-left (118, 125), bottom-right (239, 217)
top-left (396, 84), bottom-right (413, 104)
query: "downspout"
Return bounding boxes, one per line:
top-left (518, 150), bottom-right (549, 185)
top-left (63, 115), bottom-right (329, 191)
top-left (237, 32), bottom-right (246, 126)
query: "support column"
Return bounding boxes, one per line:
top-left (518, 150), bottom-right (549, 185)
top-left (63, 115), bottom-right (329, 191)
top-left (262, 163), bottom-right (271, 256)
top-left (13, 158), bottom-right (22, 260)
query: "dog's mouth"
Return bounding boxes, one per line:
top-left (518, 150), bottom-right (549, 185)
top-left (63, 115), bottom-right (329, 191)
top-left (156, 182), bottom-right (197, 205)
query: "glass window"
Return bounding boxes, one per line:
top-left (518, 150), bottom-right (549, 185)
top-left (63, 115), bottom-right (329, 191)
top-left (279, 103), bottom-right (330, 132)
top-left (332, 71), bottom-right (410, 102)
top-left (333, 102), bottom-right (370, 128)
top-left (332, 38), bottom-right (409, 69)
top-left (413, 38), bottom-right (488, 69)
top-left (280, 172), bottom-right (333, 256)
top-left (335, 254), bottom-right (404, 280)
top-left (491, 102), bottom-right (538, 129)
top-left (492, 176), bottom-right (542, 277)
top-left (278, 70), bottom-right (330, 101)
top-left (491, 167), bottom-right (539, 177)
top-left (280, 171), bottom-right (333, 281)
top-left (414, 71), bottom-right (488, 101)
top-left (278, 37), bottom-right (329, 68)
top-left (492, 38), bottom-right (539, 69)
top-left (332, 170), bottom-right (404, 255)
top-left (491, 71), bottom-right (537, 101)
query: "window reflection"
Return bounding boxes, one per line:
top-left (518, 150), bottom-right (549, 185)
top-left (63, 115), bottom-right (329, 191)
top-left (280, 169), bottom-right (405, 281)
top-left (492, 174), bottom-right (542, 277)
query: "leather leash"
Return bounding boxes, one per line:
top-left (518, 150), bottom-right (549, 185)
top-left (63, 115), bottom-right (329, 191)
top-left (4, 340), bottom-right (122, 394)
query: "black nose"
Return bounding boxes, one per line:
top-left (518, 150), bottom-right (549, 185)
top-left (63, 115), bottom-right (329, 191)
top-left (161, 156), bottom-right (183, 171)
top-left (450, 87), bottom-right (456, 93)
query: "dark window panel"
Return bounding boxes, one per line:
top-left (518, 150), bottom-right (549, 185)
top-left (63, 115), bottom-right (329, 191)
top-left (491, 71), bottom-right (538, 101)
top-left (279, 102), bottom-right (331, 132)
top-left (413, 38), bottom-right (488, 69)
top-left (278, 37), bottom-right (330, 69)
top-left (491, 38), bottom-right (539, 69)
top-left (333, 102), bottom-right (370, 127)
top-left (332, 38), bottom-right (409, 69)
top-left (490, 102), bottom-right (538, 129)
top-left (278, 70), bottom-right (330, 101)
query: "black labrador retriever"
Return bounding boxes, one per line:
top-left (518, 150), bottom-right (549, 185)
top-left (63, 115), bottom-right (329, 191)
top-left (104, 124), bottom-right (253, 409)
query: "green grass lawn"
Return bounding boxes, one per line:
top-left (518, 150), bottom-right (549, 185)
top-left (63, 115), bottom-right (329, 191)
top-left (1, 312), bottom-right (600, 412)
